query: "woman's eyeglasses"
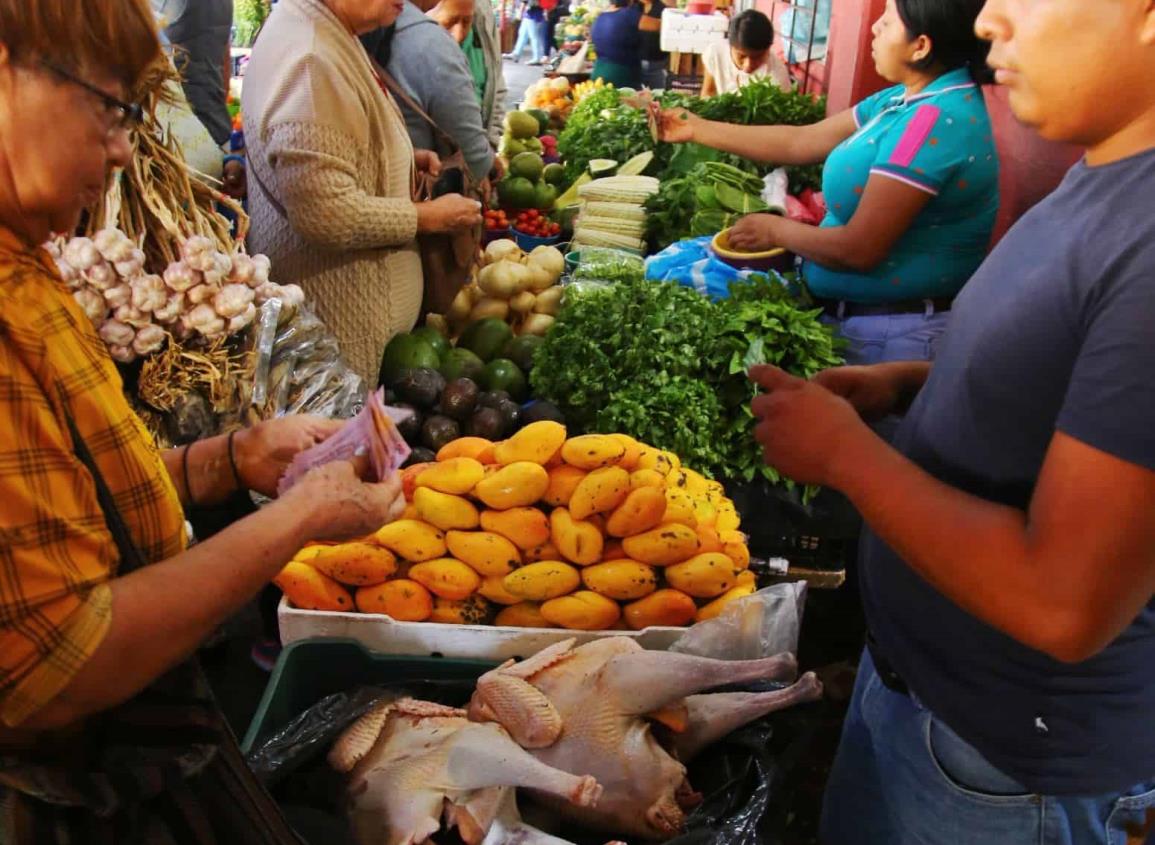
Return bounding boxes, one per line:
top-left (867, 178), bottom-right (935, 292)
top-left (40, 60), bottom-right (144, 133)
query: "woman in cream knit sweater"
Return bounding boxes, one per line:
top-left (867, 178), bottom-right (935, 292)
top-left (243, 0), bottom-right (481, 382)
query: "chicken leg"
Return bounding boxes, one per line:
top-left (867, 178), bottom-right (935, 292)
top-left (601, 650), bottom-right (800, 715)
top-left (671, 671), bottom-right (824, 761)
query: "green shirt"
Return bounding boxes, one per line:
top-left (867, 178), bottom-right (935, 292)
top-left (462, 27), bottom-right (488, 108)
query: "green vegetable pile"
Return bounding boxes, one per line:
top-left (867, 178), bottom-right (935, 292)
top-left (531, 270), bottom-right (843, 485)
top-left (646, 162), bottom-right (771, 252)
top-left (557, 89), bottom-right (654, 184)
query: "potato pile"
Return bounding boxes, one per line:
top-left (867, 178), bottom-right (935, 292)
top-left (275, 422), bottom-right (755, 631)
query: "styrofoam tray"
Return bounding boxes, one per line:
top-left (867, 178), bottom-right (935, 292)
top-left (278, 597), bottom-right (685, 661)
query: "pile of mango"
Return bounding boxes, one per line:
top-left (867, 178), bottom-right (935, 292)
top-left (275, 422), bottom-right (755, 631)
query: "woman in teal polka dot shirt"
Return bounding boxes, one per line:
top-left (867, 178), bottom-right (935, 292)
top-left (660, 0), bottom-right (998, 365)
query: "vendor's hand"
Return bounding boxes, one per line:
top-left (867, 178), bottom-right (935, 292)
top-left (749, 365), bottom-right (873, 487)
top-left (490, 156), bottom-right (506, 181)
top-left (284, 461), bottom-right (406, 542)
top-left (417, 193), bottom-right (483, 233)
top-left (658, 108), bottom-right (700, 144)
top-left (415, 149), bottom-right (443, 177)
top-left (234, 415), bottom-right (343, 497)
top-left (812, 365), bottom-right (906, 423)
top-left (727, 213), bottom-right (783, 252)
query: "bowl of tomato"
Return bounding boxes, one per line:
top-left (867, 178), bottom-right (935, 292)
top-left (511, 209), bottom-right (561, 250)
top-left (482, 208), bottom-right (511, 244)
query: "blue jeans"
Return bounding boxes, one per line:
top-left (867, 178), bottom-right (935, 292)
top-left (821, 650), bottom-right (1155, 845)
top-left (511, 17), bottom-right (546, 60)
top-left (824, 309), bottom-right (950, 366)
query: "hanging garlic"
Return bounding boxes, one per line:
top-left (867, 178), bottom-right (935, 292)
top-left (152, 292), bottom-right (185, 324)
top-left (229, 252), bottom-right (256, 286)
top-left (93, 228), bottom-right (126, 260)
top-left (43, 239), bottom-right (63, 260)
top-left (108, 345), bottom-right (137, 364)
top-left (114, 304), bottom-right (148, 325)
top-left (277, 283), bottom-right (306, 308)
top-left (64, 237), bottom-right (101, 271)
top-left (251, 254), bottom-right (272, 286)
top-left (130, 275), bottom-right (167, 313)
top-left (181, 236), bottom-right (217, 273)
top-left (114, 248), bottom-right (146, 279)
top-left (54, 257), bottom-right (79, 286)
top-left (84, 262), bottom-right (118, 291)
top-left (73, 289), bottom-right (107, 326)
top-left (186, 283), bottom-right (216, 305)
top-left (163, 260), bottom-right (200, 292)
top-left (226, 302), bottom-right (257, 335)
top-left (99, 319), bottom-right (135, 347)
top-left (213, 283), bottom-right (255, 319)
top-left (132, 324), bottom-right (167, 356)
top-left (103, 284), bottom-right (132, 309)
top-left (183, 303), bottom-right (226, 337)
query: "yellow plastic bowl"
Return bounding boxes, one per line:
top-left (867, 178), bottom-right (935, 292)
top-left (711, 228), bottom-right (788, 266)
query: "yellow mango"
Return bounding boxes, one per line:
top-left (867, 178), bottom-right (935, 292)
top-left (581, 559), bottom-right (659, 600)
top-left (606, 486), bottom-right (668, 538)
top-left (416, 457), bottom-right (486, 495)
top-left (372, 519), bottom-right (448, 562)
top-left (662, 488), bottom-right (699, 528)
top-left (622, 522), bottom-right (701, 566)
top-left (480, 507), bottom-right (551, 551)
top-left (549, 507), bottom-right (604, 566)
top-left (696, 582), bottom-right (758, 622)
top-left (691, 496), bottom-right (717, 527)
top-left (720, 530), bottom-right (751, 570)
top-left (560, 435), bottom-right (626, 470)
top-left (274, 561), bottom-right (354, 612)
top-left (735, 569), bottom-right (757, 588)
top-left (668, 467), bottom-right (712, 495)
top-left (635, 448), bottom-right (678, 476)
top-left (355, 579), bottom-right (433, 621)
top-left (293, 542), bottom-right (397, 586)
top-left (478, 574), bottom-right (526, 606)
top-left (543, 465), bottom-right (588, 507)
top-left (541, 591), bottom-right (621, 631)
top-left (436, 437), bottom-right (495, 462)
top-left (429, 595), bottom-right (493, 625)
top-left (569, 466), bottom-right (631, 520)
top-left (446, 530), bottom-right (522, 576)
top-left (401, 503), bottom-right (420, 521)
top-left (695, 524), bottom-right (725, 555)
top-left (525, 540), bottom-right (562, 563)
top-left (409, 558), bottom-right (482, 600)
top-left (715, 505), bottom-right (741, 534)
top-left (607, 433), bottom-right (643, 470)
top-left (503, 560), bottom-right (582, 601)
top-left (473, 462), bottom-right (550, 510)
top-left (664, 553), bottom-right (738, 598)
top-left (493, 420), bottom-right (567, 465)
top-left (495, 602), bottom-right (556, 628)
top-left (414, 487), bottom-right (480, 531)
top-left (623, 589), bottom-right (697, 630)
top-left (629, 468), bottom-right (667, 491)
top-left (602, 539), bottom-right (626, 561)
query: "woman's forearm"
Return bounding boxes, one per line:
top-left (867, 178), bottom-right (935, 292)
top-left (161, 434), bottom-right (241, 508)
top-left (693, 120), bottom-right (815, 164)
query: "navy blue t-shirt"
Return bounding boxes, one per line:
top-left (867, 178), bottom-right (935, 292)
top-left (861, 147), bottom-right (1155, 796)
top-left (591, 6), bottom-right (642, 65)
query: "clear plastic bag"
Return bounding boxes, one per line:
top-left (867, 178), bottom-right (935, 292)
top-left (572, 246), bottom-right (645, 283)
top-left (670, 583), bottom-right (807, 661)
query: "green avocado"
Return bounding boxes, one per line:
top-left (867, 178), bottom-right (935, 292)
top-left (480, 358), bottom-right (528, 402)
top-left (378, 333), bottom-right (440, 388)
top-left (457, 318), bottom-right (515, 363)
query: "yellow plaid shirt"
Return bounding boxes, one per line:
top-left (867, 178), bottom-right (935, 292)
top-left (0, 226), bottom-right (185, 727)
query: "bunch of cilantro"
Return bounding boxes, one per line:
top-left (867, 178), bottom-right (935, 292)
top-left (531, 272), bottom-right (842, 484)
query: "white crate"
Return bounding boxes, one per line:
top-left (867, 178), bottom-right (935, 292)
top-left (278, 597), bottom-right (685, 662)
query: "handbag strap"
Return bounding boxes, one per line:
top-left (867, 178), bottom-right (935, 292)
top-left (369, 57), bottom-right (460, 155)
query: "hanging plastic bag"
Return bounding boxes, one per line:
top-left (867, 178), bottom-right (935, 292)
top-left (669, 583), bottom-right (807, 660)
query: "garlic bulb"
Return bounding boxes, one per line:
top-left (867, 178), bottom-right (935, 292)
top-left (229, 253), bottom-right (256, 286)
top-left (43, 239), bottom-right (63, 260)
top-left (186, 284), bottom-right (216, 306)
top-left (226, 302), bottom-right (257, 334)
top-left (213, 283), bottom-right (254, 319)
top-left (251, 254), bottom-right (271, 286)
top-left (132, 324), bottom-right (167, 356)
top-left (181, 236), bottom-right (217, 272)
top-left (183, 303), bottom-right (226, 337)
top-left (93, 229), bottom-right (127, 260)
top-left (130, 275), bottom-right (167, 313)
top-left (108, 345), bottom-right (137, 364)
top-left (114, 248), bottom-right (146, 279)
top-left (152, 292), bottom-right (185, 324)
top-left (54, 258), bottom-right (79, 286)
top-left (114, 304), bottom-right (147, 325)
top-left (83, 262), bottom-right (117, 291)
top-left (99, 319), bottom-right (135, 347)
top-left (64, 237), bottom-right (101, 271)
top-left (277, 284), bottom-right (305, 308)
top-left (73, 289), bottom-right (107, 325)
top-left (103, 284), bottom-right (132, 309)
top-left (163, 261), bottom-right (199, 292)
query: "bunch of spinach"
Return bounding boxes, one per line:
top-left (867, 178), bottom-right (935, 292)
top-left (530, 271), bottom-right (842, 485)
top-left (557, 89), bottom-right (655, 183)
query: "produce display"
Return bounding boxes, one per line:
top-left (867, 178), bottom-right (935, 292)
top-left (646, 161), bottom-right (775, 251)
top-left (522, 76), bottom-right (576, 128)
top-left (331, 641), bottom-right (822, 845)
top-left (497, 148), bottom-right (564, 213)
top-left (275, 421), bottom-right (757, 631)
top-left (532, 269), bottom-right (843, 486)
top-left (573, 173), bottom-right (660, 252)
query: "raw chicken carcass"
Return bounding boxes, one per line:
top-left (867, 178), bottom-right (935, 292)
top-left (329, 696), bottom-right (609, 845)
top-left (467, 638), bottom-right (823, 840)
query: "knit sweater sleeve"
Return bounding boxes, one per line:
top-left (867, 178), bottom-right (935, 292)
top-left (262, 120), bottom-right (419, 251)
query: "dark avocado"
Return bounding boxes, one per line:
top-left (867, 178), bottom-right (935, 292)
top-left (421, 415), bottom-right (462, 452)
top-left (394, 367), bottom-right (446, 409)
top-left (403, 447), bottom-right (437, 467)
top-left (477, 390), bottom-right (512, 410)
top-left (439, 378), bottom-right (480, 421)
top-left (521, 399), bottom-right (565, 426)
top-left (466, 407), bottom-right (505, 441)
top-left (494, 398), bottom-right (522, 436)
top-left (391, 402), bottom-right (423, 445)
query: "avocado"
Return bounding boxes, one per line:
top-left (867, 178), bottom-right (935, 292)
top-left (542, 163), bottom-right (566, 187)
top-left (439, 347), bottom-right (486, 382)
top-left (477, 390), bottom-right (512, 410)
top-left (378, 333), bottom-right (441, 388)
top-left (466, 407), bottom-right (505, 441)
top-left (391, 402), bottom-right (423, 445)
top-left (494, 398), bottom-right (522, 436)
top-left (526, 108), bottom-right (550, 136)
top-left (394, 367), bottom-right (446, 409)
top-left (458, 318), bottom-right (514, 363)
top-left (410, 326), bottom-right (449, 360)
top-left (496, 176), bottom-right (537, 210)
top-left (521, 399), bottom-right (565, 426)
top-left (421, 415), bottom-right (462, 452)
top-left (502, 335), bottom-right (544, 374)
top-left (402, 447), bottom-right (437, 468)
top-left (439, 377), bottom-right (480, 421)
top-left (480, 358), bottom-right (528, 403)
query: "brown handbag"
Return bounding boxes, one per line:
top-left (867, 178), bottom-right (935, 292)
top-left (372, 62), bottom-right (483, 318)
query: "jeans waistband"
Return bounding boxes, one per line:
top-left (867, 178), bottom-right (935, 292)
top-left (866, 632), bottom-right (910, 697)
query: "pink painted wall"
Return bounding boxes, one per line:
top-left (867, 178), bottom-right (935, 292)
top-left (823, 0), bottom-right (887, 113)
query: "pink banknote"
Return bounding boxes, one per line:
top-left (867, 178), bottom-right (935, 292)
top-left (277, 390), bottom-right (412, 495)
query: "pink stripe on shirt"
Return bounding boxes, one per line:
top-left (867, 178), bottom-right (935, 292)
top-left (889, 104), bottom-right (941, 168)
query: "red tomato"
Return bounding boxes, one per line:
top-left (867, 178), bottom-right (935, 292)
top-left (527, 209), bottom-right (539, 220)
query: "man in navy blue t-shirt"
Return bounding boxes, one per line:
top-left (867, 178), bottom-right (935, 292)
top-left (749, 1), bottom-right (1155, 842)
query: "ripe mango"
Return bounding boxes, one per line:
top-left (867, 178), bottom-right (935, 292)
top-left (606, 486), bottom-right (668, 538)
top-left (473, 462), bottom-right (550, 510)
top-left (409, 558), bottom-right (482, 600)
top-left (549, 507), bottom-right (604, 566)
top-left (293, 542), bottom-right (397, 586)
top-left (569, 466), bottom-right (630, 521)
top-left (436, 437), bottom-right (495, 462)
top-left (355, 579), bottom-right (433, 621)
top-left (414, 487), bottom-right (480, 531)
top-left (581, 559), bottom-right (659, 601)
top-left (720, 530), bottom-right (751, 570)
top-left (478, 574), bottom-right (526, 606)
top-left (623, 589), bottom-right (697, 630)
top-left (429, 595), bottom-right (493, 625)
top-left (607, 433), bottom-right (643, 470)
top-left (543, 465), bottom-right (587, 507)
top-left (735, 570), bottom-right (757, 588)
top-left (695, 524), bottom-right (725, 555)
top-left (525, 540), bottom-right (562, 563)
top-left (629, 468), bottom-right (667, 491)
top-left (635, 448), bottom-right (678, 476)
top-left (372, 519), bottom-right (447, 562)
top-left (560, 435), bottom-right (626, 470)
top-left (602, 539), bottom-right (625, 560)
top-left (664, 553), bottom-right (738, 598)
top-left (416, 457), bottom-right (486, 495)
top-left (622, 522), bottom-right (700, 566)
top-left (715, 505), bottom-right (741, 534)
top-left (493, 421), bottom-right (567, 465)
top-left (696, 582), bottom-right (758, 622)
top-left (495, 602), bottom-right (555, 628)
top-left (480, 507), bottom-right (551, 551)
top-left (274, 561), bottom-right (354, 612)
top-left (503, 560), bottom-right (581, 601)
top-left (446, 530), bottom-right (522, 576)
top-left (541, 591), bottom-right (621, 631)
top-left (662, 488), bottom-right (699, 528)
top-left (401, 462), bottom-right (436, 501)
